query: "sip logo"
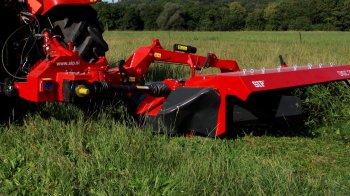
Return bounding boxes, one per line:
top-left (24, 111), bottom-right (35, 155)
top-left (252, 80), bottom-right (265, 88)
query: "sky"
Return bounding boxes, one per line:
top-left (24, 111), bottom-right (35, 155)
top-left (103, 0), bottom-right (118, 2)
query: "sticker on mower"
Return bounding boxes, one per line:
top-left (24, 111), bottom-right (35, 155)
top-left (252, 80), bottom-right (265, 88)
top-left (154, 53), bottom-right (162, 59)
top-left (56, 60), bottom-right (80, 66)
top-left (337, 70), bottom-right (350, 77)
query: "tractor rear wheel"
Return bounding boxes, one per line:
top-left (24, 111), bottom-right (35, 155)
top-left (44, 5), bottom-right (109, 63)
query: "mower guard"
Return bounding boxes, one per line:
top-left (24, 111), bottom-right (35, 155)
top-left (152, 64), bottom-right (350, 136)
top-left (154, 88), bottom-right (220, 137)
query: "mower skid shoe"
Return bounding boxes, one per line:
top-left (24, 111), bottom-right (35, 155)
top-left (154, 87), bottom-right (220, 137)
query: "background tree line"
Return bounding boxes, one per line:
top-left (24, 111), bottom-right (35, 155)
top-left (94, 0), bottom-right (350, 31)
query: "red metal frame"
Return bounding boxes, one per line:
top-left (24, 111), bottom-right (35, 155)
top-left (12, 31), bottom-right (350, 136)
top-left (14, 32), bottom-right (110, 102)
top-left (27, 0), bottom-right (97, 15)
top-left (117, 39), bottom-right (239, 81)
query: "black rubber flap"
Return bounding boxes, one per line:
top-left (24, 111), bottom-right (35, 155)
top-left (226, 91), bottom-right (303, 132)
top-left (154, 87), bottom-right (220, 137)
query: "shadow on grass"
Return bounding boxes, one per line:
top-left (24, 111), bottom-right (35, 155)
top-left (0, 95), bottom-right (141, 132)
top-left (0, 95), bottom-right (38, 125)
top-left (223, 120), bottom-right (316, 139)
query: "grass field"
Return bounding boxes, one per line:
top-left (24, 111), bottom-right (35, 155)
top-left (1, 31), bottom-right (350, 195)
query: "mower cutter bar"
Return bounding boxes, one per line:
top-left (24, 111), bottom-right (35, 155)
top-left (151, 63), bottom-right (350, 136)
top-left (185, 63), bottom-right (350, 101)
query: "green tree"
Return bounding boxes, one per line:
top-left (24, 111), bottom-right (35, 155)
top-left (183, 2), bottom-right (208, 30)
top-left (224, 2), bottom-right (247, 30)
top-left (137, 3), bottom-right (163, 30)
top-left (264, 2), bottom-right (289, 30)
top-left (335, 0), bottom-right (350, 30)
top-left (94, 3), bottom-right (123, 30)
top-left (120, 6), bottom-right (143, 30)
top-left (198, 7), bottom-right (219, 31)
top-left (156, 3), bottom-right (187, 30)
top-left (93, 0), bottom-right (350, 31)
top-left (308, 0), bottom-right (339, 30)
top-left (289, 16), bottom-right (312, 31)
top-left (246, 7), bottom-right (266, 30)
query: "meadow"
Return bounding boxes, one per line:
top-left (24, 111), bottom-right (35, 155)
top-left (0, 31), bottom-right (350, 195)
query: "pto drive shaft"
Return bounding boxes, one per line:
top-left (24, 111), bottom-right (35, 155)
top-left (63, 81), bottom-right (170, 102)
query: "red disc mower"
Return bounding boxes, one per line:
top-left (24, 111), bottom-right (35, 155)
top-left (1, 1), bottom-right (350, 136)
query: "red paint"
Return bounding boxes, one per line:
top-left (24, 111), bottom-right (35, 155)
top-left (26, 0), bottom-right (96, 15)
top-left (14, 32), bottom-right (110, 102)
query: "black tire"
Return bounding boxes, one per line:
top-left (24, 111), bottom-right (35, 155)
top-left (0, 5), bottom-right (21, 80)
top-left (44, 5), bottom-right (109, 63)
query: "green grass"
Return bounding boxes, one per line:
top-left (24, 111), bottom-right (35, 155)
top-left (1, 31), bottom-right (350, 195)
top-left (104, 31), bottom-right (350, 68)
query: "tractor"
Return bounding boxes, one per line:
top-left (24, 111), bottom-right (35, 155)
top-left (0, 0), bottom-right (108, 120)
top-left (0, 0), bottom-right (108, 85)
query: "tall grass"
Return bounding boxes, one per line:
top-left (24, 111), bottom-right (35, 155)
top-left (104, 31), bottom-right (350, 68)
top-left (1, 108), bottom-right (349, 194)
top-left (299, 82), bottom-right (350, 140)
top-left (1, 31), bottom-right (350, 194)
